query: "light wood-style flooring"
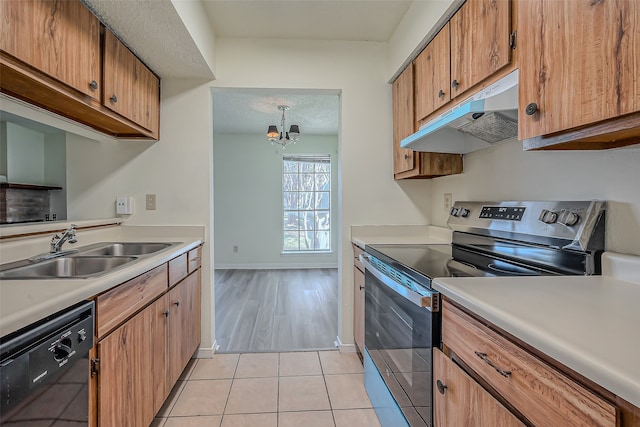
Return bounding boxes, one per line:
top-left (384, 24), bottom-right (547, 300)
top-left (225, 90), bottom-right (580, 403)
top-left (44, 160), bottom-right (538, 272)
top-left (214, 269), bottom-right (339, 353)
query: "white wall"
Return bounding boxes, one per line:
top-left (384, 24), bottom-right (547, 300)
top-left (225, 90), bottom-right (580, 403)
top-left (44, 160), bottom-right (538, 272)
top-left (6, 122), bottom-right (45, 184)
top-left (213, 133), bottom-right (339, 269)
top-left (213, 38), bottom-right (433, 346)
top-left (430, 140), bottom-right (640, 256)
top-left (67, 78), bottom-right (216, 351)
top-left (44, 133), bottom-right (67, 219)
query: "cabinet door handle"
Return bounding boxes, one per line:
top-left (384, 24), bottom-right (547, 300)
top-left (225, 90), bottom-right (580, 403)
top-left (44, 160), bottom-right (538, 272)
top-left (404, 154), bottom-right (409, 160)
top-left (438, 89), bottom-right (445, 98)
top-left (174, 300), bottom-right (181, 307)
top-left (110, 95), bottom-right (118, 103)
top-left (525, 103), bottom-right (538, 115)
top-left (359, 285), bottom-right (364, 290)
top-left (436, 379), bottom-right (447, 394)
top-left (474, 351), bottom-right (512, 377)
top-left (451, 79), bottom-right (459, 89)
top-left (89, 80), bottom-right (98, 90)
top-left (163, 310), bottom-right (170, 318)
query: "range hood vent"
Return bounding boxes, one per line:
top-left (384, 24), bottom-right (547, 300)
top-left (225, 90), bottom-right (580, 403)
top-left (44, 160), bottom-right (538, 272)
top-left (401, 70), bottom-right (519, 154)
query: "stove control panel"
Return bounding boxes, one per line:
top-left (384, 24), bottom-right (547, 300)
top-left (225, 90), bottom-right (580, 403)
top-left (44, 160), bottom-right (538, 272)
top-left (447, 200), bottom-right (606, 252)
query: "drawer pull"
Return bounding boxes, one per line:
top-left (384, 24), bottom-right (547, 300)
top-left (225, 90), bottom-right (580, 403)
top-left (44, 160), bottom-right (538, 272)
top-left (474, 351), bottom-right (512, 378)
top-left (436, 379), bottom-right (447, 394)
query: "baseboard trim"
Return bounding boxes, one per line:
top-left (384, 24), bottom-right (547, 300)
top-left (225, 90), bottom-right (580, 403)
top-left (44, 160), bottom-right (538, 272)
top-left (215, 263), bottom-right (338, 270)
top-left (335, 336), bottom-right (356, 353)
top-left (196, 341), bottom-right (216, 358)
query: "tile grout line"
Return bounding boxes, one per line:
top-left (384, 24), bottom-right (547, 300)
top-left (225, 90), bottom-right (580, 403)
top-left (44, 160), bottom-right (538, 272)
top-left (318, 351), bottom-right (339, 427)
top-left (219, 353), bottom-right (241, 423)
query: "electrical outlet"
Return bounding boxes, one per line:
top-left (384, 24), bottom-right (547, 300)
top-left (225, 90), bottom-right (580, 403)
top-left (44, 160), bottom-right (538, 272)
top-left (145, 194), bottom-right (156, 210)
top-left (116, 196), bottom-right (134, 214)
top-left (444, 193), bottom-right (452, 212)
top-left (233, 245), bottom-right (239, 253)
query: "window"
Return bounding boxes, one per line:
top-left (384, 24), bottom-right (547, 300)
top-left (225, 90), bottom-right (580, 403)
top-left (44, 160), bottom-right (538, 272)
top-left (282, 155), bottom-right (331, 252)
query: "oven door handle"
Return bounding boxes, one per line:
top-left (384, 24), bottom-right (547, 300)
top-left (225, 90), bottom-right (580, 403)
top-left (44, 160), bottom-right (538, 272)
top-left (360, 254), bottom-right (440, 312)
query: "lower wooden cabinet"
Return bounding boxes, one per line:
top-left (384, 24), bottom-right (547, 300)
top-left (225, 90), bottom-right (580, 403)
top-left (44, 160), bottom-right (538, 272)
top-left (93, 249), bottom-right (202, 426)
top-left (168, 270), bottom-right (202, 386)
top-left (97, 297), bottom-right (159, 426)
top-left (433, 348), bottom-right (524, 427)
top-left (439, 299), bottom-right (619, 427)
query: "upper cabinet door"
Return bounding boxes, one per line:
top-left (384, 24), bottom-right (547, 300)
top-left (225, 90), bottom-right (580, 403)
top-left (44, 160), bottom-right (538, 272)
top-left (0, 0), bottom-right (101, 100)
top-left (518, 0), bottom-right (639, 140)
top-left (450, 0), bottom-right (511, 98)
top-left (103, 30), bottom-right (160, 135)
top-left (414, 24), bottom-right (451, 123)
top-left (392, 65), bottom-right (415, 175)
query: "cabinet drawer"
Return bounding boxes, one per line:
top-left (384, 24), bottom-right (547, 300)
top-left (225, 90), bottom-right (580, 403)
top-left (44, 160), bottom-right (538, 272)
top-left (352, 243), bottom-right (364, 272)
top-left (188, 246), bottom-right (202, 274)
top-left (442, 300), bottom-right (617, 427)
top-left (96, 264), bottom-right (167, 338)
top-left (434, 348), bottom-right (525, 427)
top-left (169, 253), bottom-right (188, 288)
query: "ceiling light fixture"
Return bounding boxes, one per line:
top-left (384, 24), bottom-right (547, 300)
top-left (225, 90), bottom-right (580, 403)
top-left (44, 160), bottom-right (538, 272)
top-left (267, 105), bottom-right (300, 148)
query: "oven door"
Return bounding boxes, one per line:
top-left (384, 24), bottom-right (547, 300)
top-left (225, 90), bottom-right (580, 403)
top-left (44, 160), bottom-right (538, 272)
top-left (362, 255), bottom-right (440, 427)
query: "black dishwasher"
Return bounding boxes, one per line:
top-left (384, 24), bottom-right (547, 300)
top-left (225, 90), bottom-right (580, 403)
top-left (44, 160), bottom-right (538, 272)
top-left (0, 300), bottom-right (94, 425)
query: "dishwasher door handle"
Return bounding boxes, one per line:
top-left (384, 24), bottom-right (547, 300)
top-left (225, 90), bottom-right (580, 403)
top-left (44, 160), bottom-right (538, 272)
top-left (360, 254), bottom-right (439, 312)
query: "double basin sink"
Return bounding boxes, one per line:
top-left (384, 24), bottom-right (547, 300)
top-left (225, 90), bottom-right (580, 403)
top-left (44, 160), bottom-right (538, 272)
top-left (0, 242), bottom-right (180, 280)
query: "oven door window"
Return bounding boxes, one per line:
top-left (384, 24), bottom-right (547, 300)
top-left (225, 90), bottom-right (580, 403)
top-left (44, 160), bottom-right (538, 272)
top-left (365, 268), bottom-right (439, 427)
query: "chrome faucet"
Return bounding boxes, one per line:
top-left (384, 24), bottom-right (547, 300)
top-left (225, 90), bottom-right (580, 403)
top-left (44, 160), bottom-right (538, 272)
top-left (50, 224), bottom-right (78, 253)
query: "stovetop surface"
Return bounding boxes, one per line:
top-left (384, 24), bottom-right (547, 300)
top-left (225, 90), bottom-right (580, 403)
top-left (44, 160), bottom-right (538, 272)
top-left (365, 244), bottom-right (493, 286)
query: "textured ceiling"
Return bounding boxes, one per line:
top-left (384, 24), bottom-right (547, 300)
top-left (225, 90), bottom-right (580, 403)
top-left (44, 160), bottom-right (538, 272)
top-left (202, 1), bottom-right (412, 42)
top-left (82, 0), bottom-right (214, 79)
top-left (80, 0), bottom-right (409, 135)
top-left (213, 90), bottom-right (340, 135)
top-left (82, 0), bottom-right (412, 79)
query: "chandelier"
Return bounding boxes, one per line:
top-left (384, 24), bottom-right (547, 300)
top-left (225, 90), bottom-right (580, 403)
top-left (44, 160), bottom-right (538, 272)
top-left (267, 105), bottom-right (300, 148)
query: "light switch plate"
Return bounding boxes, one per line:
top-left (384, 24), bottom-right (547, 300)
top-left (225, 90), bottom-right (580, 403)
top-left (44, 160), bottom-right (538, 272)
top-left (146, 194), bottom-right (157, 210)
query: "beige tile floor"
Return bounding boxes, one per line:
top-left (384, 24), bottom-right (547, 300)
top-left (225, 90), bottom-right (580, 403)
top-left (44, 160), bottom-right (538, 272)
top-left (151, 351), bottom-right (381, 427)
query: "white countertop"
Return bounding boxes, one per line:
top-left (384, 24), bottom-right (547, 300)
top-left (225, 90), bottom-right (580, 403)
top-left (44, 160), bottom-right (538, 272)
top-left (433, 252), bottom-right (640, 408)
top-left (0, 224), bottom-right (204, 337)
top-left (351, 225), bottom-right (452, 248)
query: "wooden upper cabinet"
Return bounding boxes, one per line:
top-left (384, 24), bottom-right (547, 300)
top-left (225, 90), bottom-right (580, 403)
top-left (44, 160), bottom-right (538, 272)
top-left (393, 62), bottom-right (463, 180)
top-left (103, 30), bottom-right (160, 135)
top-left (518, 0), bottom-right (640, 142)
top-left (0, 0), bottom-right (101, 100)
top-left (414, 24), bottom-right (451, 123)
top-left (392, 65), bottom-right (415, 175)
top-left (450, 0), bottom-right (512, 98)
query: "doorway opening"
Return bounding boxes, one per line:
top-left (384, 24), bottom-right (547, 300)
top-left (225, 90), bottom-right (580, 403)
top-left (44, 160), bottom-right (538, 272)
top-left (212, 89), bottom-right (341, 353)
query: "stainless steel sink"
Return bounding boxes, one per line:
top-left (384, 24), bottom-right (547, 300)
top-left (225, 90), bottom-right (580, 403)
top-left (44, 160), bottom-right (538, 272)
top-left (0, 256), bottom-right (137, 279)
top-left (0, 241), bottom-right (180, 280)
top-left (78, 242), bottom-right (174, 256)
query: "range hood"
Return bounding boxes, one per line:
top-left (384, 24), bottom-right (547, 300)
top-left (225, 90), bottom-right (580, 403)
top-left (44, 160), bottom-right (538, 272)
top-left (401, 69), bottom-right (519, 154)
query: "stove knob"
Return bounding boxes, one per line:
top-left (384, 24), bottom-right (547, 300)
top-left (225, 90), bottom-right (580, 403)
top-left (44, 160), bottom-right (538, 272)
top-left (450, 207), bottom-right (459, 216)
top-left (558, 210), bottom-right (580, 226)
top-left (538, 209), bottom-right (558, 224)
top-left (78, 330), bottom-right (87, 343)
top-left (459, 208), bottom-right (470, 217)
